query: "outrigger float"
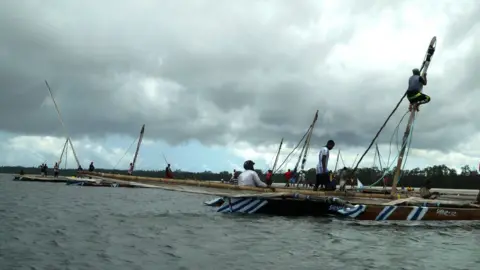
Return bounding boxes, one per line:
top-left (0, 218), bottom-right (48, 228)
top-left (82, 36), bottom-right (480, 221)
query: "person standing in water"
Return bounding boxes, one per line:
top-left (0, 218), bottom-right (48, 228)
top-left (314, 140), bottom-right (335, 191)
top-left (407, 68), bottom-right (430, 112)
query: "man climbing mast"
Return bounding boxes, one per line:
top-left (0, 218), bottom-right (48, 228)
top-left (407, 68), bottom-right (430, 111)
top-left (406, 37), bottom-right (436, 112)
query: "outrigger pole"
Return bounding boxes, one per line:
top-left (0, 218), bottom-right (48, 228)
top-left (391, 36), bottom-right (437, 197)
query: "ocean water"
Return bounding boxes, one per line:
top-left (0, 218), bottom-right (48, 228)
top-left (1, 174), bottom-right (479, 270)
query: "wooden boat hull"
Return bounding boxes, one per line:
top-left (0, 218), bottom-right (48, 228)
top-left (337, 204), bottom-right (480, 221)
top-left (210, 194), bottom-right (480, 221)
top-left (13, 175), bottom-right (69, 183)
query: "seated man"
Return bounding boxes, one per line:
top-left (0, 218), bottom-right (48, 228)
top-left (419, 179), bottom-right (440, 199)
top-left (407, 68), bottom-right (430, 112)
top-left (237, 160), bottom-right (267, 188)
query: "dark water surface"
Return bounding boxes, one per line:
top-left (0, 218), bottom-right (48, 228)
top-left (1, 175), bottom-right (479, 270)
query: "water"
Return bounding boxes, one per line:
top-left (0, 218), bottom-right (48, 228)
top-left (1, 175), bottom-right (479, 270)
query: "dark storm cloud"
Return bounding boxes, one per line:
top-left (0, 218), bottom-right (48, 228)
top-left (0, 0), bottom-right (479, 152)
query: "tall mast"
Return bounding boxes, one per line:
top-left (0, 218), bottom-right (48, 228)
top-left (296, 110), bottom-right (319, 172)
top-left (390, 111), bottom-right (416, 195)
top-left (391, 36), bottom-right (437, 197)
top-left (271, 138), bottom-right (284, 172)
top-left (45, 81), bottom-right (81, 168)
top-left (375, 143), bottom-right (383, 171)
top-left (131, 124), bottom-right (145, 171)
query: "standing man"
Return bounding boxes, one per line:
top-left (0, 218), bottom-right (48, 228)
top-left (165, 164), bottom-right (173, 179)
top-left (284, 169), bottom-right (292, 187)
top-left (314, 140), bottom-right (335, 191)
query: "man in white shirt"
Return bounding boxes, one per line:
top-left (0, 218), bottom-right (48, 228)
top-left (314, 140), bottom-right (335, 191)
top-left (237, 160), bottom-right (268, 188)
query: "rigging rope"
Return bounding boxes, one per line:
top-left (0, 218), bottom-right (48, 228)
top-left (273, 126), bottom-right (312, 174)
top-left (45, 81), bottom-right (81, 168)
top-left (368, 114), bottom-right (416, 187)
top-left (352, 92), bottom-right (407, 175)
top-left (112, 137), bottom-right (138, 170)
top-left (352, 36), bottom-right (437, 175)
top-left (386, 111), bottom-right (409, 166)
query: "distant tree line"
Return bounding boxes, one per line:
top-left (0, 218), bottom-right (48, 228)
top-left (1, 164), bottom-right (479, 189)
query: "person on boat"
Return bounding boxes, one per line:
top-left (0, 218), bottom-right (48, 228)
top-left (237, 160), bottom-right (268, 188)
top-left (76, 165), bottom-right (83, 178)
top-left (127, 163), bottom-right (134, 175)
top-left (383, 176), bottom-right (389, 190)
top-left (290, 169), bottom-right (298, 186)
top-left (284, 169), bottom-right (292, 187)
top-left (165, 164), bottom-right (173, 178)
top-left (419, 179), bottom-right (440, 199)
top-left (265, 169), bottom-right (273, 186)
top-left (407, 68), bottom-right (430, 112)
top-left (40, 163), bottom-right (45, 177)
top-left (296, 170), bottom-right (306, 188)
top-left (314, 140), bottom-right (335, 191)
top-left (53, 162), bottom-right (59, 178)
top-left (43, 163), bottom-right (48, 177)
top-left (338, 167), bottom-right (349, 191)
top-left (89, 162), bottom-right (95, 172)
top-left (229, 169), bottom-right (238, 184)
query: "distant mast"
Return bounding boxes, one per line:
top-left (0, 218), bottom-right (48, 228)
top-left (131, 124), bottom-right (145, 172)
top-left (271, 138), bottom-right (284, 172)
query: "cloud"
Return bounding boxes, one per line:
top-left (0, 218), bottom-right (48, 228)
top-left (0, 0), bottom-right (480, 171)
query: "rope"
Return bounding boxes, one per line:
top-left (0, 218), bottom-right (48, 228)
top-left (353, 36), bottom-right (437, 175)
top-left (45, 81), bottom-right (81, 168)
top-left (386, 111), bottom-right (409, 166)
top-left (112, 137), bottom-right (138, 170)
top-left (352, 92), bottom-right (407, 175)
top-left (273, 126), bottom-right (312, 173)
top-left (368, 114), bottom-right (416, 187)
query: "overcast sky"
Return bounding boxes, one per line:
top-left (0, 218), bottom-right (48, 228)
top-left (1, 0), bottom-right (479, 173)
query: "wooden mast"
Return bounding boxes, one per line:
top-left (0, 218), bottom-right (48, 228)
top-left (131, 124), bottom-right (145, 171)
top-left (391, 36), bottom-right (437, 198)
top-left (45, 81), bottom-right (82, 169)
top-left (390, 110), bottom-right (416, 197)
top-left (272, 138), bottom-right (284, 172)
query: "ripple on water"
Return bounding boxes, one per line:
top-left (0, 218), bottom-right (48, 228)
top-left (1, 176), bottom-right (479, 270)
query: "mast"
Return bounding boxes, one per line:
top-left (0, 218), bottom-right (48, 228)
top-left (45, 81), bottom-right (81, 168)
top-left (391, 36), bottom-right (437, 197)
top-left (131, 124), bottom-right (145, 171)
top-left (375, 143), bottom-right (383, 171)
top-left (58, 138), bottom-right (69, 167)
top-left (334, 149), bottom-right (340, 172)
top-left (296, 110), bottom-right (319, 172)
top-left (390, 111), bottom-right (416, 195)
top-left (271, 138), bottom-right (284, 172)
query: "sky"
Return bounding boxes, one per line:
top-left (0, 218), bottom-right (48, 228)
top-left (1, 0), bottom-right (480, 173)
